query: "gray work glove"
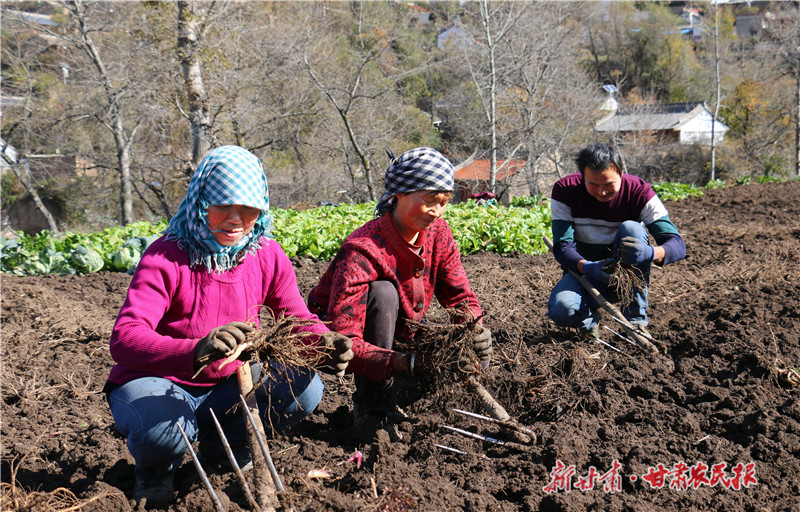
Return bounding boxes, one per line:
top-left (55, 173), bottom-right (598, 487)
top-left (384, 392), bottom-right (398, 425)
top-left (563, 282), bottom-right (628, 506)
top-left (472, 325), bottom-right (493, 369)
top-left (193, 321), bottom-right (254, 371)
top-left (319, 331), bottom-right (354, 378)
top-left (619, 236), bottom-right (655, 265)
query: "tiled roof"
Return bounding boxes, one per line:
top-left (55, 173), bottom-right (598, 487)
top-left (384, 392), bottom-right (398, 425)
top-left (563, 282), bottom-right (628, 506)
top-left (596, 102), bottom-right (706, 132)
top-left (454, 159), bottom-right (525, 181)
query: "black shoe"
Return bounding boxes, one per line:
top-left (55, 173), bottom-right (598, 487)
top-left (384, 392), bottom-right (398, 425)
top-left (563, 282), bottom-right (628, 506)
top-left (352, 404), bottom-right (405, 441)
top-left (134, 471), bottom-right (174, 509)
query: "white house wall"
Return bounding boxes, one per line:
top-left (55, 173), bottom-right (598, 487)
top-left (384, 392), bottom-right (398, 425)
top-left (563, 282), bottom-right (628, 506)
top-left (679, 111), bottom-right (728, 145)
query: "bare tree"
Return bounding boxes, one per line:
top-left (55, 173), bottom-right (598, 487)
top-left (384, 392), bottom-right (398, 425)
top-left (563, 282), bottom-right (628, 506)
top-left (710, 1), bottom-right (722, 181)
top-left (300, 2), bottom-right (437, 202)
top-left (461, 0), bottom-right (529, 194)
top-left (58, 0), bottom-right (150, 225)
top-left (0, 16), bottom-right (61, 232)
top-left (1, 140), bottom-right (60, 233)
top-left (505, 2), bottom-right (596, 196)
top-left (187, 3), bottom-right (337, 204)
top-left (772, 3), bottom-right (800, 177)
top-left (303, 47), bottom-right (380, 200)
top-left (706, 6), bottom-right (792, 180)
top-left (176, 1), bottom-right (229, 171)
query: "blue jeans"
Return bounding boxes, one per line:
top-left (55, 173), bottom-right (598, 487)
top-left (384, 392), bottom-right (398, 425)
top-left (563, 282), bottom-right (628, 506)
top-left (107, 361), bottom-right (322, 480)
top-left (548, 221), bottom-right (651, 331)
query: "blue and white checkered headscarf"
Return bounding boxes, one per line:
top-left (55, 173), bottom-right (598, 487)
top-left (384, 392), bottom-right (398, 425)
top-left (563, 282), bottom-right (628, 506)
top-left (164, 145), bottom-right (272, 272)
top-left (374, 147), bottom-right (455, 217)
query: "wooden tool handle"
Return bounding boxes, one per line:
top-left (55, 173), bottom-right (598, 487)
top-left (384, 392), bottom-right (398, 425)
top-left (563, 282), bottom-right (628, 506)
top-left (237, 363), bottom-right (279, 512)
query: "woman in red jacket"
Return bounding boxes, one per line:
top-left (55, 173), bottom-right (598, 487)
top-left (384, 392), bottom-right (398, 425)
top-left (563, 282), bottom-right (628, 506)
top-left (308, 147), bottom-right (492, 437)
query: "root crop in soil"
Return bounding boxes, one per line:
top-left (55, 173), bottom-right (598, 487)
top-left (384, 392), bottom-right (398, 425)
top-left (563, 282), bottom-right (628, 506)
top-left (1, 445), bottom-right (107, 512)
top-left (244, 313), bottom-right (333, 381)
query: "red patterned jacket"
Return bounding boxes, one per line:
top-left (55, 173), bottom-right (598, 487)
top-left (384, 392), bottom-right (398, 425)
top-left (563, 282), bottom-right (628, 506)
top-left (308, 213), bottom-right (482, 382)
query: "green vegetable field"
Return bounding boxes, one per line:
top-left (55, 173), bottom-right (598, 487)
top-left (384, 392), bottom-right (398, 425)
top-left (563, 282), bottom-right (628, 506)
top-left (1, 201), bottom-right (551, 276)
top-left (0, 179), bottom-right (781, 277)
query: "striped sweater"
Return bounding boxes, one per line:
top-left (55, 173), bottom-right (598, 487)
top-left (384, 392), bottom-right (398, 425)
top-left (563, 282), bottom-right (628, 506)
top-left (550, 172), bottom-right (686, 273)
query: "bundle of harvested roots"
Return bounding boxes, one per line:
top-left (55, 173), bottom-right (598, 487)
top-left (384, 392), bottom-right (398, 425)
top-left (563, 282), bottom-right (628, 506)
top-left (213, 313), bottom-right (335, 388)
top-left (606, 258), bottom-right (647, 306)
top-left (394, 307), bottom-right (484, 382)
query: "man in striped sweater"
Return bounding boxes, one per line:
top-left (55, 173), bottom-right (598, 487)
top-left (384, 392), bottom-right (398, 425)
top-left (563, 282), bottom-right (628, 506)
top-left (548, 142), bottom-right (686, 339)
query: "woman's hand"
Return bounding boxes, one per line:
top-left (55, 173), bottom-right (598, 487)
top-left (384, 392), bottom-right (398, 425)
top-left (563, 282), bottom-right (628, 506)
top-left (319, 332), bottom-right (354, 377)
top-left (194, 321), bottom-right (254, 371)
top-left (472, 325), bottom-right (493, 369)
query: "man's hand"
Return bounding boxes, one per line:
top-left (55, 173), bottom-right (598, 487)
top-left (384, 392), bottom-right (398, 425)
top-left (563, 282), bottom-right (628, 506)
top-left (194, 321), bottom-right (254, 370)
top-left (582, 258), bottom-right (615, 284)
top-left (472, 325), bottom-right (493, 369)
top-left (319, 331), bottom-right (354, 378)
top-left (619, 236), bottom-right (654, 265)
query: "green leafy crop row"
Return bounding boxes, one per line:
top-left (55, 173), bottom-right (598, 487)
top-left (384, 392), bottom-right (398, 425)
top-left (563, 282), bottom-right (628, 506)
top-left (651, 182), bottom-right (705, 201)
top-left (1, 221), bottom-right (166, 276)
top-left (4, 175), bottom-right (794, 277)
top-left (273, 201), bottom-right (552, 259)
top-left (1, 201), bottom-right (551, 276)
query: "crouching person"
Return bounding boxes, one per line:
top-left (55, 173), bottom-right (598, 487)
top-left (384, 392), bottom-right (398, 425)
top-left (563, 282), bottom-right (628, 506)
top-left (548, 142), bottom-right (686, 340)
top-left (103, 146), bottom-right (352, 508)
top-left (308, 147), bottom-right (492, 440)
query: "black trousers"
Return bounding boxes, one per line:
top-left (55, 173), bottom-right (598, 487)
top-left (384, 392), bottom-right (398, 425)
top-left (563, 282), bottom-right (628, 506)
top-left (352, 280), bottom-right (399, 411)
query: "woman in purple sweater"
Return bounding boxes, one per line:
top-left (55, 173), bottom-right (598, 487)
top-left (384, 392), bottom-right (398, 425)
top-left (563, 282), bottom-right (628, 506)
top-left (104, 145), bottom-right (352, 508)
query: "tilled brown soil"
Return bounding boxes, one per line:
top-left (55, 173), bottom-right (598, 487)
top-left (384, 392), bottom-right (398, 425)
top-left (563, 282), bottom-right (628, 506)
top-left (2, 181), bottom-right (800, 511)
